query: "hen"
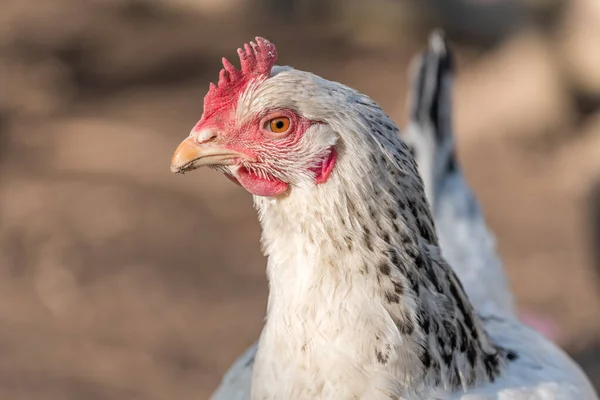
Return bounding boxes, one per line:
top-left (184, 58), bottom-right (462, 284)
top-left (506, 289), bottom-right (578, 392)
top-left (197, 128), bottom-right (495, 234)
top-left (171, 37), bottom-right (598, 399)
top-left (208, 30), bottom-right (514, 400)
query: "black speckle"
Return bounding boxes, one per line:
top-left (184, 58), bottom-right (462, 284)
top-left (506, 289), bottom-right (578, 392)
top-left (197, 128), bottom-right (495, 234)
top-left (360, 263), bottom-right (368, 275)
top-left (466, 342), bottom-right (477, 367)
top-left (347, 199), bottom-right (357, 215)
top-left (484, 353), bottom-right (500, 382)
top-left (413, 281), bottom-right (420, 296)
top-left (431, 359), bottom-right (441, 375)
top-left (379, 262), bottom-right (391, 276)
top-left (405, 244), bottom-right (419, 259)
top-left (392, 314), bottom-right (414, 335)
top-left (419, 348), bottom-right (432, 368)
top-left (363, 228), bottom-right (373, 251)
top-left (385, 292), bottom-right (400, 304)
top-left (389, 249), bottom-right (399, 266)
top-left (453, 273), bottom-right (469, 295)
top-left (355, 98), bottom-right (379, 109)
top-left (345, 236), bottom-right (353, 251)
top-left (398, 318), bottom-right (414, 335)
top-left (418, 220), bottom-right (435, 244)
top-left (382, 233), bottom-right (391, 244)
top-left (407, 270), bottom-right (420, 294)
top-left (400, 232), bottom-right (413, 245)
top-left (368, 205), bottom-right (376, 218)
top-left (416, 254), bottom-right (443, 293)
top-left (417, 311), bottom-right (430, 334)
top-left (463, 311), bottom-right (477, 340)
top-left (398, 200), bottom-right (407, 211)
top-left (392, 280), bottom-right (404, 295)
top-left (449, 279), bottom-right (476, 338)
top-left (444, 320), bottom-right (457, 348)
top-left (383, 122), bottom-right (398, 132)
top-left (442, 350), bottom-right (453, 367)
top-left (376, 349), bottom-right (389, 365)
top-left (409, 202), bottom-right (435, 244)
top-left (431, 320), bottom-right (440, 335)
top-left (457, 322), bottom-right (467, 352)
top-left (437, 334), bottom-right (445, 348)
top-left (388, 208), bottom-right (397, 220)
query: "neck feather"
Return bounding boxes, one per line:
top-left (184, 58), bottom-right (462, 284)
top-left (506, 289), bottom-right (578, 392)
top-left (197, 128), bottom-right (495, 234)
top-left (252, 102), bottom-right (506, 397)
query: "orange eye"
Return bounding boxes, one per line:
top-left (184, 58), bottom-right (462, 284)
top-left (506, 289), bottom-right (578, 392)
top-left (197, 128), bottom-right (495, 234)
top-left (267, 117), bottom-right (291, 134)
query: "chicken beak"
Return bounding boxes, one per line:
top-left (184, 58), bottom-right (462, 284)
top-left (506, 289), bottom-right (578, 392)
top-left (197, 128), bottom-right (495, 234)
top-left (170, 136), bottom-right (241, 174)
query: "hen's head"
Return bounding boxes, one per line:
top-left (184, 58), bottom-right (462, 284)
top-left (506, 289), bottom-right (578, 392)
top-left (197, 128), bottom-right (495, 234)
top-left (171, 37), bottom-right (344, 197)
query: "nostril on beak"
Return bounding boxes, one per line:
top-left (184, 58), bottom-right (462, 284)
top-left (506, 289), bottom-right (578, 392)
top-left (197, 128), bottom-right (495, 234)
top-left (194, 128), bottom-right (218, 144)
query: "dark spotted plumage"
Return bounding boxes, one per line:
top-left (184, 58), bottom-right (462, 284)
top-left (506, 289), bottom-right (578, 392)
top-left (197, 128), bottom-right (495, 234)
top-left (420, 347), bottom-right (432, 369)
top-left (363, 228), bottom-right (373, 251)
top-left (352, 106), bottom-right (508, 389)
top-left (395, 314), bottom-right (415, 335)
top-left (379, 262), bottom-right (391, 276)
top-left (376, 349), bottom-right (389, 365)
top-left (385, 292), bottom-right (400, 304)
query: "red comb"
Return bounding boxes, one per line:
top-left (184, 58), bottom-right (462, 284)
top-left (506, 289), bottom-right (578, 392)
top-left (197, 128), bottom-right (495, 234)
top-left (201, 37), bottom-right (278, 119)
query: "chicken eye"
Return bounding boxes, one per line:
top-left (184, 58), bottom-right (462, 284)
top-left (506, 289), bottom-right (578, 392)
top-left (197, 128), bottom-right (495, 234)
top-left (266, 117), bottom-right (291, 134)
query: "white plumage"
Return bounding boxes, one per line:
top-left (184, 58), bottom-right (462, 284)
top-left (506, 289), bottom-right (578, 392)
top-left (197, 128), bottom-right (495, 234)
top-left (170, 34), bottom-right (598, 400)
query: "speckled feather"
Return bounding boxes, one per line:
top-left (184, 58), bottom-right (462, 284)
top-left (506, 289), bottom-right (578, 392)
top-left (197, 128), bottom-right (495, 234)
top-left (200, 35), bottom-right (598, 400)
top-left (401, 31), bottom-right (515, 319)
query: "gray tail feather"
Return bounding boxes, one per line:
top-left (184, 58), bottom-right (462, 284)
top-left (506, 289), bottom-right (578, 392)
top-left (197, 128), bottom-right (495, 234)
top-left (404, 29), bottom-right (459, 206)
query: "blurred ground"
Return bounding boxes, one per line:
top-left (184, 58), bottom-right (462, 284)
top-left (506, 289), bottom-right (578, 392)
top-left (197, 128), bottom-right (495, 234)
top-left (1, 0), bottom-right (600, 398)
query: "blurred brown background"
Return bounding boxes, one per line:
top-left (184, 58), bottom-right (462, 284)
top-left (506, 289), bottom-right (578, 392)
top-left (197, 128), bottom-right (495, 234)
top-left (1, 0), bottom-right (600, 398)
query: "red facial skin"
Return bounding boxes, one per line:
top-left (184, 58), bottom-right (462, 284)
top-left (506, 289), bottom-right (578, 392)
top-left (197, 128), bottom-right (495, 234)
top-left (191, 107), bottom-right (336, 197)
top-left (187, 38), bottom-right (338, 196)
top-left (189, 38), bottom-right (337, 197)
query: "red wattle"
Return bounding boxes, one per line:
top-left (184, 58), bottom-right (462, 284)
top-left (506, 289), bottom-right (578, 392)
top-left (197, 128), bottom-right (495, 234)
top-left (235, 167), bottom-right (289, 197)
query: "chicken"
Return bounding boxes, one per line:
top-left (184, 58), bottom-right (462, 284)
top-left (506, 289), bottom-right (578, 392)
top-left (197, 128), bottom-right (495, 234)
top-left (208, 29), bottom-right (515, 400)
top-left (170, 37), bottom-right (598, 399)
